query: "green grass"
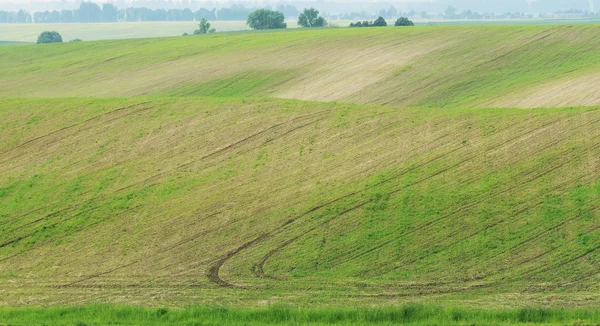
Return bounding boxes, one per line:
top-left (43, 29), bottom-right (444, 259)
top-left (0, 97), bottom-right (598, 308)
top-left (1, 25), bottom-right (600, 108)
top-left (1, 304), bottom-right (599, 325)
top-left (2, 18), bottom-right (599, 42)
top-left (0, 25), bottom-right (599, 322)
top-left (0, 20), bottom-right (306, 42)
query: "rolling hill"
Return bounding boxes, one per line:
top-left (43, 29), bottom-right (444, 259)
top-left (2, 25), bottom-right (600, 108)
top-left (0, 25), bottom-right (599, 314)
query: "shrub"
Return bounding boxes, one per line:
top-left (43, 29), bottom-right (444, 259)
top-left (247, 9), bottom-right (286, 29)
top-left (37, 31), bottom-right (62, 44)
top-left (395, 17), bottom-right (414, 26)
top-left (350, 21), bottom-right (368, 27)
top-left (349, 17), bottom-right (387, 28)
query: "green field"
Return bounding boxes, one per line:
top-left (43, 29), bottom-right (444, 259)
top-left (1, 18), bottom-right (599, 42)
top-left (0, 25), bottom-right (599, 324)
top-left (0, 20), bottom-right (305, 42)
top-left (1, 304), bottom-right (600, 325)
top-left (2, 25), bottom-right (600, 107)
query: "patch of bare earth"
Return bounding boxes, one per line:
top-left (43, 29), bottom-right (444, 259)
top-left (490, 73), bottom-right (600, 108)
top-left (276, 41), bottom-right (455, 102)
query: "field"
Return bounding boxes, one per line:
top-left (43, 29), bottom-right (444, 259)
top-left (2, 304), bottom-right (600, 325)
top-left (0, 25), bottom-right (599, 324)
top-left (2, 18), bottom-right (600, 42)
top-left (0, 20), bottom-right (305, 42)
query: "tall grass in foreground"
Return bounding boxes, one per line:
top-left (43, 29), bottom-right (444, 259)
top-left (0, 304), bottom-right (599, 325)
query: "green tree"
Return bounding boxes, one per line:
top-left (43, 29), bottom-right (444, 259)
top-left (372, 16), bottom-right (387, 26)
top-left (247, 9), bottom-right (286, 30)
top-left (37, 31), bottom-right (63, 44)
top-left (194, 18), bottom-right (216, 34)
top-left (102, 3), bottom-right (118, 22)
top-left (444, 6), bottom-right (457, 18)
top-left (394, 17), bottom-right (414, 26)
top-left (297, 8), bottom-right (326, 27)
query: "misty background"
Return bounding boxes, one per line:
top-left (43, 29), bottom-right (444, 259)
top-left (0, 0), bottom-right (598, 15)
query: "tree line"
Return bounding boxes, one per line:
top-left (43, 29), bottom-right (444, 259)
top-left (35, 7), bottom-right (414, 44)
top-left (0, 3), bottom-right (282, 23)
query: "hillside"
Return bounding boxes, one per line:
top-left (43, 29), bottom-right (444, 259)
top-left (0, 96), bottom-right (598, 307)
top-left (0, 26), bottom-right (599, 311)
top-left (1, 25), bottom-right (600, 108)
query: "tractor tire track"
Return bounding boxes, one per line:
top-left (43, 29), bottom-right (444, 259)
top-left (251, 120), bottom-right (600, 281)
top-left (0, 111), bottom-right (330, 253)
top-left (0, 101), bottom-right (153, 164)
top-left (205, 115), bottom-right (571, 286)
top-left (51, 113), bottom-right (330, 288)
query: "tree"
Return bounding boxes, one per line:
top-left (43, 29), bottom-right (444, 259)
top-left (387, 6), bottom-right (398, 18)
top-left (195, 8), bottom-right (216, 21)
top-left (79, 2), bottom-right (102, 22)
top-left (444, 6), bottom-right (457, 18)
top-left (102, 3), bottom-right (118, 22)
top-left (218, 5), bottom-right (250, 21)
top-left (276, 4), bottom-right (299, 18)
top-left (394, 17), bottom-right (414, 26)
top-left (349, 20), bottom-right (373, 27)
top-left (247, 9), bottom-right (286, 29)
top-left (372, 16), bottom-right (387, 26)
top-left (37, 31), bottom-right (63, 44)
top-left (297, 8), bottom-right (326, 27)
top-left (194, 18), bottom-right (215, 34)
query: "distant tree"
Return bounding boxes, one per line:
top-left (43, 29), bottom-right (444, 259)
top-left (247, 9), bottom-right (286, 29)
top-left (297, 8), bottom-right (326, 27)
top-left (102, 3), bottom-right (118, 22)
top-left (37, 31), bottom-right (63, 44)
top-left (181, 8), bottom-right (194, 21)
top-left (218, 5), bottom-right (250, 21)
top-left (444, 6), bottom-right (458, 18)
top-left (350, 20), bottom-right (372, 27)
top-left (70, 38), bottom-right (82, 42)
top-left (195, 8), bottom-right (216, 21)
top-left (387, 6), bottom-right (398, 18)
top-left (50, 10), bottom-right (60, 22)
top-left (78, 2), bottom-right (102, 22)
top-left (276, 4), bottom-right (299, 18)
top-left (60, 9), bottom-right (74, 23)
top-left (394, 17), bottom-right (414, 26)
top-left (16, 10), bottom-right (31, 23)
top-left (372, 16), bottom-right (387, 26)
top-left (194, 18), bottom-right (215, 34)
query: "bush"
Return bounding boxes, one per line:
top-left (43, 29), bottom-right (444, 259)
top-left (349, 17), bottom-right (387, 28)
top-left (372, 16), bottom-right (387, 26)
top-left (297, 8), bottom-right (326, 27)
top-left (194, 18), bottom-right (216, 34)
top-left (247, 9), bottom-right (286, 30)
top-left (37, 31), bottom-right (62, 44)
top-left (395, 17), bottom-right (414, 26)
top-left (70, 38), bottom-right (82, 42)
